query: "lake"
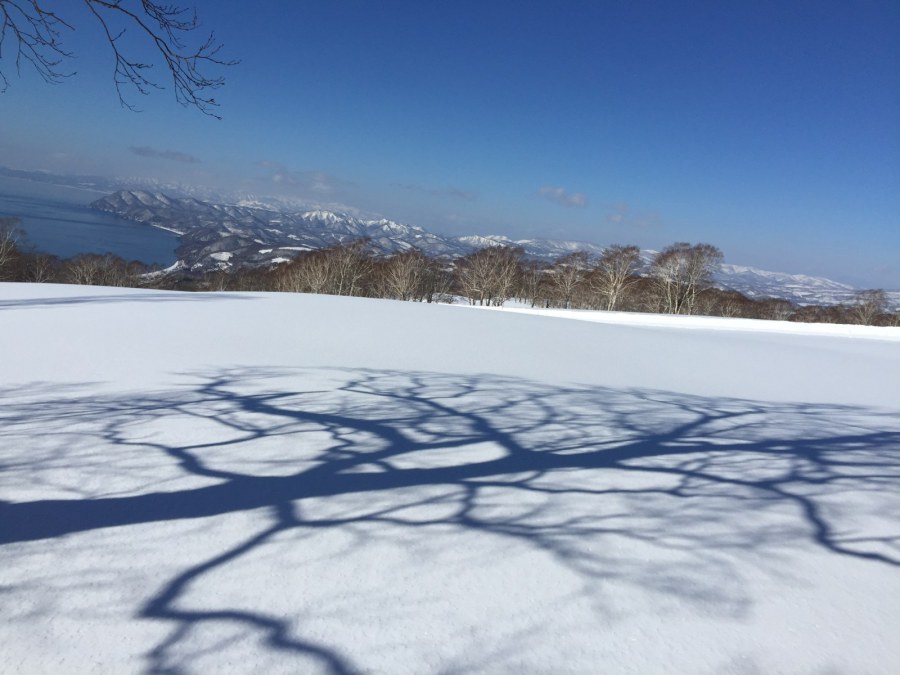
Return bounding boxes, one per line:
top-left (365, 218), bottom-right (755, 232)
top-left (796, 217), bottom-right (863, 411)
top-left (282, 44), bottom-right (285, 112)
top-left (0, 176), bottom-right (179, 266)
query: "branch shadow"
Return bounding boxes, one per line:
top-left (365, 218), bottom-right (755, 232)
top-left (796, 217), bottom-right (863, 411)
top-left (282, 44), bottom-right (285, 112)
top-left (2, 367), bottom-right (898, 672)
top-left (0, 291), bottom-right (254, 310)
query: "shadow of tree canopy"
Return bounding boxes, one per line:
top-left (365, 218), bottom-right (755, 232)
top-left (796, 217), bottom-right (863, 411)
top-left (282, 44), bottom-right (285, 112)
top-left (0, 291), bottom-right (254, 311)
top-left (1, 367), bottom-right (898, 673)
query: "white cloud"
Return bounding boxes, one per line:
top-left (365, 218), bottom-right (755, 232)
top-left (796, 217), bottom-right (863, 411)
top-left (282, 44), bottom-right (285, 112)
top-left (130, 146), bottom-right (201, 164)
top-left (538, 186), bottom-right (588, 208)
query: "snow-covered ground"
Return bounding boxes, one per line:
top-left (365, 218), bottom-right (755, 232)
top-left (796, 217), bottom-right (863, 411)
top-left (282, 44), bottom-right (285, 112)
top-left (1, 283), bottom-right (899, 674)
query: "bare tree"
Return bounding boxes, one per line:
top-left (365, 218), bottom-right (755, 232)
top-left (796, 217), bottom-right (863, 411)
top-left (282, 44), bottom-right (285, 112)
top-left (850, 289), bottom-right (887, 326)
top-left (328, 239), bottom-right (372, 297)
top-left (382, 249), bottom-right (428, 301)
top-left (0, 216), bottom-right (22, 280)
top-left (276, 250), bottom-right (332, 294)
top-left (204, 269), bottom-right (231, 292)
top-left (754, 298), bottom-right (794, 321)
top-left (63, 252), bottom-right (137, 286)
top-left (699, 289), bottom-right (750, 318)
top-left (24, 252), bottom-right (59, 282)
top-left (547, 251), bottom-right (590, 309)
top-left (517, 259), bottom-right (548, 308)
top-left (456, 246), bottom-right (523, 306)
top-left (0, 1), bottom-right (235, 116)
top-left (489, 246), bottom-right (523, 306)
top-left (274, 241), bottom-right (372, 297)
top-left (63, 254), bottom-right (104, 285)
top-left (587, 245), bottom-right (642, 311)
top-left (650, 243), bottom-right (723, 315)
top-left (421, 256), bottom-right (454, 303)
top-left (455, 249), bottom-right (490, 305)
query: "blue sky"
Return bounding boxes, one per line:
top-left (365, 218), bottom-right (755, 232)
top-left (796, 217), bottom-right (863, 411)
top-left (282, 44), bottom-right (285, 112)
top-left (2, 1), bottom-right (898, 287)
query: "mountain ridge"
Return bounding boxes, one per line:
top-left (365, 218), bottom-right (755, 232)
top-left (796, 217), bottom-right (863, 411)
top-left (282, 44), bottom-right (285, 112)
top-left (90, 189), bottom-right (898, 309)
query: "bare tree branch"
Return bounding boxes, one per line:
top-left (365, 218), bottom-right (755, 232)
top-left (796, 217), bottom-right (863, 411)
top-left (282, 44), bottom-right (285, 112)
top-left (0, 0), bottom-right (236, 117)
top-left (0, 0), bottom-right (75, 90)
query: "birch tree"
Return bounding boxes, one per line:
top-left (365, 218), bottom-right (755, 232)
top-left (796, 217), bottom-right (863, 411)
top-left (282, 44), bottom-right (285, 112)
top-left (587, 245), bottom-right (642, 311)
top-left (548, 251), bottom-right (590, 309)
top-left (650, 243), bottom-right (723, 314)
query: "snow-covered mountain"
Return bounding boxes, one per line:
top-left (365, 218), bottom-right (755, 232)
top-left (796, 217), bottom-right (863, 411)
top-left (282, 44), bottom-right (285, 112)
top-left (711, 266), bottom-right (899, 310)
top-left (457, 234), bottom-right (607, 259)
top-left (714, 264), bottom-right (857, 306)
top-left (91, 190), bottom-right (454, 267)
top-left (91, 190), bottom-right (894, 307)
top-left (90, 190), bottom-right (605, 270)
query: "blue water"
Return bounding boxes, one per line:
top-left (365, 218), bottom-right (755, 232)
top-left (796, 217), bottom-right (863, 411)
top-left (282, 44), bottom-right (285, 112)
top-left (0, 176), bottom-right (179, 266)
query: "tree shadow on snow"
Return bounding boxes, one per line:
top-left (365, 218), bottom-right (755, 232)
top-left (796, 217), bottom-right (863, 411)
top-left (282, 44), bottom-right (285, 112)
top-left (0, 291), bottom-right (254, 311)
top-left (1, 367), bottom-right (898, 673)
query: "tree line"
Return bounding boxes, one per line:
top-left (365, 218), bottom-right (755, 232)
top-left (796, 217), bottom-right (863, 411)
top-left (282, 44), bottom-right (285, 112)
top-left (0, 218), bottom-right (151, 286)
top-left (0, 217), bottom-right (896, 326)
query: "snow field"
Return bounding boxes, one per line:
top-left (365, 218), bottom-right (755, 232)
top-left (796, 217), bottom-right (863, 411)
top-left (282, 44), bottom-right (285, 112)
top-left (1, 283), bottom-right (898, 674)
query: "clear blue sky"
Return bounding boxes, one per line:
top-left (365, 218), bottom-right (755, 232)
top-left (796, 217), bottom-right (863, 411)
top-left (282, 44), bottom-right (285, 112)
top-left (2, 1), bottom-right (898, 287)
